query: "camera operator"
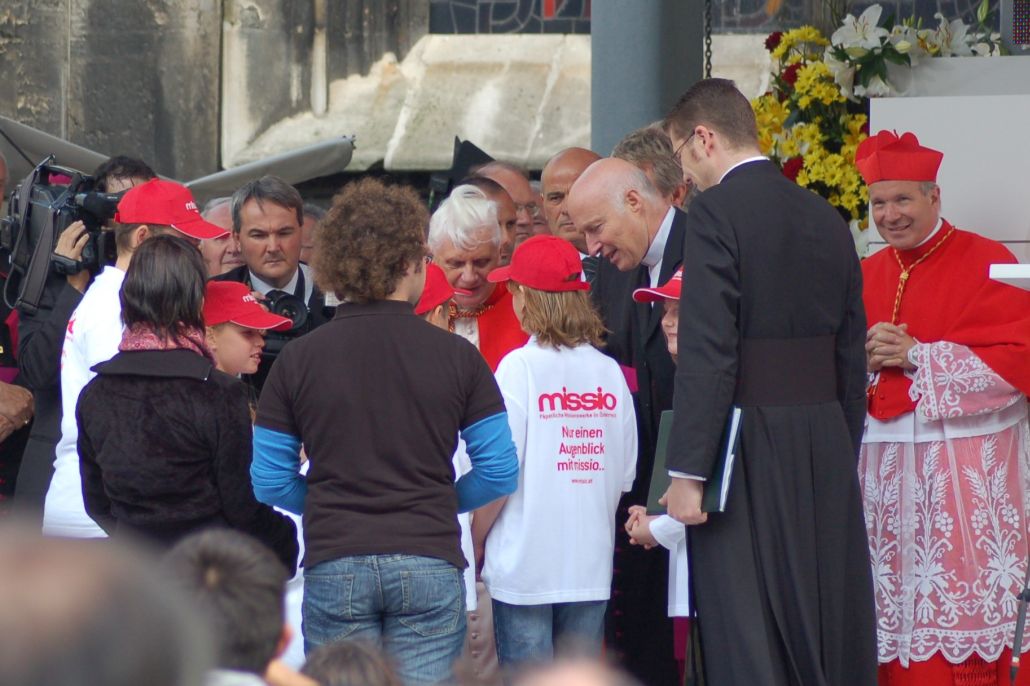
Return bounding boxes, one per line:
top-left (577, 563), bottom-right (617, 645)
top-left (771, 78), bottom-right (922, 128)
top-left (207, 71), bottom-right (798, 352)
top-left (42, 178), bottom-right (227, 538)
top-left (12, 156), bottom-right (156, 522)
top-left (211, 176), bottom-right (331, 392)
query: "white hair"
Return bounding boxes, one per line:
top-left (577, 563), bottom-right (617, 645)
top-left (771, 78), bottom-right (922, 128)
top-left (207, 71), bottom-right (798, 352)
top-left (428, 184), bottom-right (500, 253)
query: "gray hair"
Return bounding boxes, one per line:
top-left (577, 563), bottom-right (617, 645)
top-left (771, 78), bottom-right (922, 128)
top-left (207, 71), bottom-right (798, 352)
top-left (428, 184), bottom-right (500, 253)
top-left (303, 202), bottom-right (326, 221)
top-left (612, 125), bottom-right (684, 199)
top-left (0, 525), bottom-right (212, 686)
top-left (230, 176), bottom-right (303, 233)
top-left (201, 196), bottom-right (231, 217)
top-left (610, 165), bottom-right (662, 210)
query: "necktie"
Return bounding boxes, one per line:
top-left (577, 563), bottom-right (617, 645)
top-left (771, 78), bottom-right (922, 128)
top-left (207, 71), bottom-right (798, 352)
top-left (582, 255), bottom-right (599, 284)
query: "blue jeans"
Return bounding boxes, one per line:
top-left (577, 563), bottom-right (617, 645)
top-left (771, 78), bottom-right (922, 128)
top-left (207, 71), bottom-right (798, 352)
top-left (491, 599), bottom-right (607, 669)
top-left (303, 554), bottom-right (466, 686)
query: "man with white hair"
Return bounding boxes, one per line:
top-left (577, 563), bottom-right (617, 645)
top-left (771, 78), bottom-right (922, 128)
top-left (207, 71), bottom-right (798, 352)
top-left (430, 184), bottom-right (527, 372)
top-left (198, 197), bottom-right (244, 277)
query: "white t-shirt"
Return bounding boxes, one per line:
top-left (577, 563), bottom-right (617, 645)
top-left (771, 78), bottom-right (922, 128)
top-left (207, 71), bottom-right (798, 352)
top-left (483, 338), bottom-right (637, 604)
top-left (43, 266), bottom-right (125, 537)
top-left (452, 441), bottom-right (478, 611)
top-left (650, 515), bottom-right (690, 616)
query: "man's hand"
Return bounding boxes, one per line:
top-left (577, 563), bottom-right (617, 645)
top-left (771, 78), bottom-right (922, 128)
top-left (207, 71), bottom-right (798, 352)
top-left (55, 221), bottom-right (92, 293)
top-left (661, 477), bottom-right (707, 525)
top-left (866, 322), bottom-right (916, 372)
top-left (0, 382), bottom-right (33, 443)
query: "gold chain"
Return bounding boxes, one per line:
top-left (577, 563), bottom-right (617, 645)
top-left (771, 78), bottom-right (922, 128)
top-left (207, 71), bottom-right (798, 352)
top-left (889, 227), bottom-right (954, 324)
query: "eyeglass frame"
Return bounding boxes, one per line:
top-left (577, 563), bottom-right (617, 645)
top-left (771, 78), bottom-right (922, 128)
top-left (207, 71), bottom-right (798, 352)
top-left (515, 201), bottom-right (541, 219)
top-left (673, 131), bottom-right (698, 159)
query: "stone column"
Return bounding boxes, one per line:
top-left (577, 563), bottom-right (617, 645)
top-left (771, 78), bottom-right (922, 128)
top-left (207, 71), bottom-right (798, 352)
top-left (590, 0), bottom-right (704, 155)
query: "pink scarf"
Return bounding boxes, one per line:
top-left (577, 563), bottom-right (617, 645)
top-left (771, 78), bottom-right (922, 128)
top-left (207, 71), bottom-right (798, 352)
top-left (119, 323), bottom-right (214, 362)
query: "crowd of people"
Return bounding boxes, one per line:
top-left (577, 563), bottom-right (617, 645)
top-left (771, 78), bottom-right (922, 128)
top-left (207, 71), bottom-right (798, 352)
top-left (0, 76), bottom-right (1029, 686)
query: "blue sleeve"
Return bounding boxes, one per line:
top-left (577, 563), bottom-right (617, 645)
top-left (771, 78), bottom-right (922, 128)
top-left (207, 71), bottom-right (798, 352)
top-left (455, 412), bottom-right (519, 513)
top-left (251, 426), bottom-right (307, 515)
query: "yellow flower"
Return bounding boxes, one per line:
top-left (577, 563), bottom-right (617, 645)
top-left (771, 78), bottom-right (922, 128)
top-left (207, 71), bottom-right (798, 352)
top-left (794, 62), bottom-right (846, 109)
top-left (771, 25), bottom-right (830, 60)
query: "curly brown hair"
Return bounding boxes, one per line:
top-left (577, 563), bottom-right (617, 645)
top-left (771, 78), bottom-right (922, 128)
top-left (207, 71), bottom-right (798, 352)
top-left (313, 177), bottom-right (429, 303)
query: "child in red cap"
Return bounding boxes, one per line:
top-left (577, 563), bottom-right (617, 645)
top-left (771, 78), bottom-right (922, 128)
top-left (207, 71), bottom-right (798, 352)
top-left (203, 281), bottom-right (292, 377)
top-left (475, 235), bottom-right (638, 672)
top-left (623, 268), bottom-right (693, 675)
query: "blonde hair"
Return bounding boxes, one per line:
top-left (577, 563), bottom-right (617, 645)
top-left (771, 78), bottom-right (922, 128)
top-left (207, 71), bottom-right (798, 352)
top-left (510, 282), bottom-right (605, 349)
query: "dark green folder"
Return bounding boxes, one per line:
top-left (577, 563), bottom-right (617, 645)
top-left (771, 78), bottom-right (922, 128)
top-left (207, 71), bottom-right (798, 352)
top-left (646, 407), bottom-right (742, 515)
top-left (646, 411), bottom-right (676, 515)
top-left (702, 406), bottom-right (742, 513)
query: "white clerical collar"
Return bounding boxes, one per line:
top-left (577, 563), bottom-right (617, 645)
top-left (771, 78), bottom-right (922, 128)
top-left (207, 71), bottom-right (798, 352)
top-left (249, 268), bottom-right (299, 296)
top-left (640, 207), bottom-right (676, 289)
top-left (719, 156), bottom-right (768, 183)
top-left (642, 206), bottom-right (676, 271)
top-left (914, 217), bottom-right (944, 248)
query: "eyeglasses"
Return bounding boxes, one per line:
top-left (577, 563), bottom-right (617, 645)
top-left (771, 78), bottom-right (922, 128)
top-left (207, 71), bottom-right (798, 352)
top-left (673, 132), bottom-right (697, 158)
top-left (515, 202), bottom-right (541, 219)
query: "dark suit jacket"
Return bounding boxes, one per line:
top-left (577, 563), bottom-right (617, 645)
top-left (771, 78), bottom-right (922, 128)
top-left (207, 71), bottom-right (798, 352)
top-left (591, 207), bottom-right (686, 501)
top-left (210, 265), bottom-right (332, 391)
top-left (211, 264), bottom-right (330, 327)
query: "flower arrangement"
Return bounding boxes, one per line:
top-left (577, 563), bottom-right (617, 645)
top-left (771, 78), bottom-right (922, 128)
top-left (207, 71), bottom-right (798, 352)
top-left (752, 2), bottom-right (1002, 254)
top-left (825, 1), bottom-right (1003, 99)
top-left (753, 26), bottom-right (870, 236)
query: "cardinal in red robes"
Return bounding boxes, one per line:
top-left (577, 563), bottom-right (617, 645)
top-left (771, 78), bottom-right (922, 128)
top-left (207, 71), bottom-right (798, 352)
top-left (858, 130), bottom-right (1030, 686)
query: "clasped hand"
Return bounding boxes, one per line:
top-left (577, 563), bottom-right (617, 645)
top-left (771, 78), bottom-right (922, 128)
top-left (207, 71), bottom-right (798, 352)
top-left (866, 322), bottom-right (916, 373)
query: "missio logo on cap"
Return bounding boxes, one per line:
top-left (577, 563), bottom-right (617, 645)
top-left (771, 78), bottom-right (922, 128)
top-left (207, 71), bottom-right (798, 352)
top-left (538, 387), bottom-right (618, 412)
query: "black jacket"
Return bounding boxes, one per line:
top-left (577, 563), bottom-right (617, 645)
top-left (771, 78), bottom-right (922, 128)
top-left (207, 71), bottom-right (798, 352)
top-left (591, 207), bottom-right (686, 501)
top-left (76, 348), bottom-right (298, 573)
top-left (211, 264), bottom-right (332, 392)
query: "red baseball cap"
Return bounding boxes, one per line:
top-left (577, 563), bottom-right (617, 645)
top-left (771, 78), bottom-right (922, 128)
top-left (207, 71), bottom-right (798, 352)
top-left (633, 267), bottom-right (682, 303)
top-left (855, 130), bottom-right (943, 185)
top-left (487, 235), bottom-right (590, 292)
top-left (204, 281), bottom-right (292, 331)
top-left (114, 179), bottom-right (230, 240)
top-left (416, 263), bottom-right (468, 315)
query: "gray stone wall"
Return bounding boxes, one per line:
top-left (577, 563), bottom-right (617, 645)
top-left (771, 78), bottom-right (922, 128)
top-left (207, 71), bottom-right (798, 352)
top-left (0, 0), bottom-right (221, 180)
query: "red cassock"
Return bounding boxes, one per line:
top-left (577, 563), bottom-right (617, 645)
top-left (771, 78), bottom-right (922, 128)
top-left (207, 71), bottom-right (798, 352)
top-left (863, 221), bottom-right (1030, 419)
top-left (456, 286), bottom-right (528, 372)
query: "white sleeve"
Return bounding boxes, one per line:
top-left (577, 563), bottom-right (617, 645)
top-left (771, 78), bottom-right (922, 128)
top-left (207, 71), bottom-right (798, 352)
top-left (494, 355), bottom-right (528, 469)
top-left (650, 514), bottom-right (686, 551)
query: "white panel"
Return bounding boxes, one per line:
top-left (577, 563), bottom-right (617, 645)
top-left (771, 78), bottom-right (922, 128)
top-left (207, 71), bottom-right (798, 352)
top-left (870, 91), bottom-right (1030, 263)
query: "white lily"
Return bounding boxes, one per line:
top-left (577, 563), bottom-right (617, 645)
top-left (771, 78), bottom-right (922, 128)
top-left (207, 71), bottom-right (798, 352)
top-left (933, 13), bottom-right (973, 56)
top-left (854, 74), bottom-right (892, 98)
top-left (832, 4), bottom-right (890, 51)
top-left (823, 48), bottom-right (857, 100)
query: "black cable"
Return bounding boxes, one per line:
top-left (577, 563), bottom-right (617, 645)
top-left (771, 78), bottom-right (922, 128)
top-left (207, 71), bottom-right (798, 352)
top-left (704, 0), bottom-right (713, 79)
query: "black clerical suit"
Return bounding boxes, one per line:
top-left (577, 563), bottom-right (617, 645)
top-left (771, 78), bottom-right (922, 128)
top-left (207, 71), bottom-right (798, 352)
top-left (669, 159), bottom-right (876, 685)
top-left (591, 207), bottom-right (685, 686)
top-left (211, 264), bottom-right (331, 391)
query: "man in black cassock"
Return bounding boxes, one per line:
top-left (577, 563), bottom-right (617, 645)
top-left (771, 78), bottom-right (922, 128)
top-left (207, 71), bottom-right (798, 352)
top-left (566, 156), bottom-right (685, 686)
top-left (661, 79), bottom-right (877, 685)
